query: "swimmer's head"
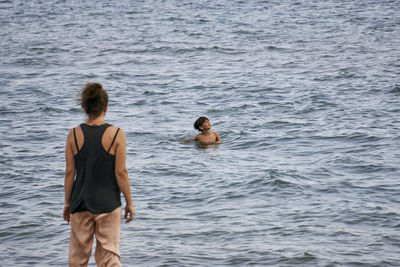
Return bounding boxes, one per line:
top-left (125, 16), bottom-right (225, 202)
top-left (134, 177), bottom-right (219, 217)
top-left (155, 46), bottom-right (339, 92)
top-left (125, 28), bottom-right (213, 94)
top-left (194, 116), bottom-right (210, 131)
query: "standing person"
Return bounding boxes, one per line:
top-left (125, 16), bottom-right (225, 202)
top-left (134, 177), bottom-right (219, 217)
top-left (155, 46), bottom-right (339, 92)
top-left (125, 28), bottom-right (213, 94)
top-left (63, 82), bottom-right (134, 267)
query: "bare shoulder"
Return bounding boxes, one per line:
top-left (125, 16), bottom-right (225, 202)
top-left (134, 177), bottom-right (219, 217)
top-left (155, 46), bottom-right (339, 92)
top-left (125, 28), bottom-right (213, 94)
top-left (107, 125), bottom-right (119, 131)
top-left (103, 125), bottom-right (125, 144)
top-left (213, 131), bottom-right (221, 142)
top-left (67, 126), bottom-right (84, 154)
top-left (67, 126), bottom-right (81, 141)
top-left (105, 125), bottom-right (124, 135)
top-left (67, 125), bottom-right (77, 136)
top-left (113, 126), bottom-right (126, 143)
top-left (66, 128), bottom-right (74, 146)
top-left (194, 133), bottom-right (202, 141)
top-left (67, 128), bottom-right (74, 138)
top-left (118, 127), bottom-right (126, 139)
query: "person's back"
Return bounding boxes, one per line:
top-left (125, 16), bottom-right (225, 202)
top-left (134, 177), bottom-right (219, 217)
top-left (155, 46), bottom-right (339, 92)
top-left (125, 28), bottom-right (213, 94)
top-left (70, 123), bottom-right (121, 214)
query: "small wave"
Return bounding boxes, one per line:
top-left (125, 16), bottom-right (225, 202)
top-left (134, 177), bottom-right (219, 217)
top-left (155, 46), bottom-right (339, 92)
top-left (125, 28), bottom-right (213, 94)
top-left (39, 106), bottom-right (70, 114)
top-left (131, 45), bottom-right (247, 55)
top-left (389, 84), bottom-right (400, 93)
top-left (310, 132), bottom-right (382, 144)
top-left (162, 16), bottom-right (186, 22)
top-left (239, 171), bottom-right (305, 195)
top-left (143, 90), bottom-right (168, 96)
top-left (276, 252), bottom-right (318, 265)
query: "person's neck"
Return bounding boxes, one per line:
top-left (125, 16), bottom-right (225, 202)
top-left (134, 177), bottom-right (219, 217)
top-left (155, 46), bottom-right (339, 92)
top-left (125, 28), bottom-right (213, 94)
top-left (86, 115), bottom-right (105, 126)
top-left (201, 130), bottom-right (211, 135)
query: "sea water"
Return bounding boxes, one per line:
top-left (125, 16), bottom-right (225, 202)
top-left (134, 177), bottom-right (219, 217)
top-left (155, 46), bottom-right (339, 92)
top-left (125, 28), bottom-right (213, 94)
top-left (0, 0), bottom-right (399, 266)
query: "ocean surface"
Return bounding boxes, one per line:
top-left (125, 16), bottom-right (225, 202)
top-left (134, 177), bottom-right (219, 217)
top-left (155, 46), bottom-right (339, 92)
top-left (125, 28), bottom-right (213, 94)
top-left (1, 0), bottom-right (400, 266)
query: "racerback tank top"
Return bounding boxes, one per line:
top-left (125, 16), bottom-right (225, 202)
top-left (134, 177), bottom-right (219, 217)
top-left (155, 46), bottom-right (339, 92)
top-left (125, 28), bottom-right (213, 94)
top-left (69, 123), bottom-right (122, 214)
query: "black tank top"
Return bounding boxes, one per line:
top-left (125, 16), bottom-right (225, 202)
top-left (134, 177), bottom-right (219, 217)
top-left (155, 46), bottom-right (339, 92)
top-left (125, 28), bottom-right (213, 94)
top-left (69, 123), bottom-right (122, 214)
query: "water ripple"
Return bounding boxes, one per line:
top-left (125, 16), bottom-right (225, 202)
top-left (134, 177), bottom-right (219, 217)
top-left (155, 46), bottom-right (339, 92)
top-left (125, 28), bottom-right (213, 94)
top-left (1, 0), bottom-right (400, 266)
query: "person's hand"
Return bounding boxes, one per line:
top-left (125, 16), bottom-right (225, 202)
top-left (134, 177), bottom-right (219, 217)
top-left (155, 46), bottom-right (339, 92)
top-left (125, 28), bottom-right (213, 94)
top-left (63, 206), bottom-right (71, 224)
top-left (124, 204), bottom-right (135, 223)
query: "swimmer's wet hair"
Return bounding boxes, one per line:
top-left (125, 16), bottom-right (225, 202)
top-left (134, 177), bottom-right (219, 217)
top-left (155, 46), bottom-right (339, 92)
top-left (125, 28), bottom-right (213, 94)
top-left (194, 116), bottom-right (209, 131)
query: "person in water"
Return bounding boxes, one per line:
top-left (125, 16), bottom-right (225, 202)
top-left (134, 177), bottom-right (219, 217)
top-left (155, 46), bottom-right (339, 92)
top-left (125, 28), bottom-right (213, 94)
top-left (63, 82), bottom-right (134, 267)
top-left (184, 116), bottom-right (221, 144)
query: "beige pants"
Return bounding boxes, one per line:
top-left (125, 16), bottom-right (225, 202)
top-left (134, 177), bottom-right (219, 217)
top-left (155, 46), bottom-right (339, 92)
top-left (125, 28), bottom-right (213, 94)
top-left (69, 207), bottom-right (122, 267)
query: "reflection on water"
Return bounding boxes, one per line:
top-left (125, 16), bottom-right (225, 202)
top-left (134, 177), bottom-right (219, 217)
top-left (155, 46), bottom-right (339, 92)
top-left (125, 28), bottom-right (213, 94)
top-left (195, 142), bottom-right (221, 150)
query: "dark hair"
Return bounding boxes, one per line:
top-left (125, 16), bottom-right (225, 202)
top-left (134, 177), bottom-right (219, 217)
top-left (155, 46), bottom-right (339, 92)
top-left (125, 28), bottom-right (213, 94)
top-left (194, 116), bottom-right (209, 131)
top-left (80, 82), bottom-right (108, 118)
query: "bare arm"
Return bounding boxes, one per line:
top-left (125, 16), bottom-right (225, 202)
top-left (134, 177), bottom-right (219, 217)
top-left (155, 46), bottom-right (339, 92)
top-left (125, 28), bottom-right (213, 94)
top-left (215, 132), bottom-right (222, 143)
top-left (181, 133), bottom-right (202, 143)
top-left (114, 129), bottom-right (135, 223)
top-left (63, 130), bottom-right (75, 223)
top-left (181, 138), bottom-right (195, 144)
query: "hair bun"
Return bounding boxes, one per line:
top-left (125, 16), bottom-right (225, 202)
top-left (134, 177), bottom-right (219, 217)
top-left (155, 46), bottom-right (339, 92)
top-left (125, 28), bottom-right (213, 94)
top-left (80, 82), bottom-right (109, 117)
top-left (86, 83), bottom-right (102, 99)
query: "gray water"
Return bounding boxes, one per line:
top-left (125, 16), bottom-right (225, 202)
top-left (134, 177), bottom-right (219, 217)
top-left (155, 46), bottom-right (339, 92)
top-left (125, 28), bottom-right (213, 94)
top-left (1, 0), bottom-right (400, 266)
